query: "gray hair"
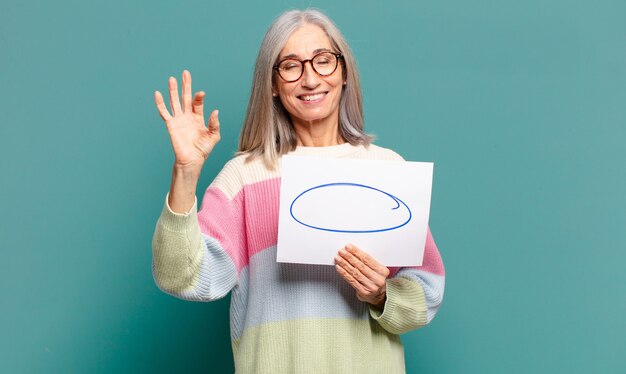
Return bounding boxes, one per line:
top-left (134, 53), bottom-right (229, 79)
top-left (237, 9), bottom-right (373, 168)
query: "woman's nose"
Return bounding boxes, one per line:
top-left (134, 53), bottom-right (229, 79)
top-left (300, 61), bottom-right (320, 88)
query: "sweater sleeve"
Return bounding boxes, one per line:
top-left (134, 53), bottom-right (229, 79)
top-left (151, 159), bottom-right (246, 302)
top-left (369, 228), bottom-right (445, 334)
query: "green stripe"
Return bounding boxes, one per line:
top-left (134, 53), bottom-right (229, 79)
top-left (370, 277), bottom-right (428, 334)
top-left (232, 318), bottom-right (406, 374)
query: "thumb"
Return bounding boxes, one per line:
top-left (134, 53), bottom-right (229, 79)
top-left (208, 109), bottom-right (221, 138)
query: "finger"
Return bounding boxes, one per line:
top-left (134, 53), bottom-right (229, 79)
top-left (207, 109), bottom-right (221, 136)
top-left (336, 259), bottom-right (386, 304)
top-left (338, 247), bottom-right (381, 282)
top-left (168, 76), bottom-right (182, 115)
top-left (335, 253), bottom-right (378, 291)
top-left (345, 244), bottom-right (390, 278)
top-left (335, 264), bottom-right (368, 295)
top-left (192, 91), bottom-right (205, 116)
top-left (154, 91), bottom-right (173, 122)
top-left (337, 249), bottom-right (388, 296)
top-left (182, 70), bottom-right (192, 112)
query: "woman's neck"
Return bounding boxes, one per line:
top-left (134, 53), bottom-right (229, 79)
top-left (292, 117), bottom-right (345, 147)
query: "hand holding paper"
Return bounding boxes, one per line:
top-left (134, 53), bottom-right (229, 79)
top-left (335, 244), bottom-right (390, 309)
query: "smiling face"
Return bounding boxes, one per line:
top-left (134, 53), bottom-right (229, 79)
top-left (274, 23), bottom-right (344, 132)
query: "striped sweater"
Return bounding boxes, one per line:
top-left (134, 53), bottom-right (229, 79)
top-left (152, 143), bottom-right (445, 373)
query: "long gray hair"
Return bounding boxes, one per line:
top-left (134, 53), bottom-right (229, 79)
top-left (237, 9), bottom-right (373, 168)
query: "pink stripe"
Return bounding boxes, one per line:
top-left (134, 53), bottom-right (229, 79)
top-left (197, 187), bottom-right (248, 274)
top-left (197, 178), bottom-right (281, 273)
top-left (243, 178), bottom-right (281, 258)
top-left (389, 228), bottom-right (445, 277)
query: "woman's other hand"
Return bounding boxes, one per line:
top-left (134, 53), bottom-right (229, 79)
top-left (335, 244), bottom-right (390, 310)
top-left (155, 70), bottom-right (221, 172)
top-left (155, 70), bottom-right (221, 213)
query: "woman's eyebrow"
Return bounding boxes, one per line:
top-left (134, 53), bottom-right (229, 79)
top-left (279, 48), bottom-right (333, 60)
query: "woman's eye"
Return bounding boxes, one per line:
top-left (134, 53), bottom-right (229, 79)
top-left (282, 62), bottom-right (299, 71)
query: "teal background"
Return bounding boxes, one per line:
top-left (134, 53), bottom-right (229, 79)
top-left (1, 0), bottom-right (625, 372)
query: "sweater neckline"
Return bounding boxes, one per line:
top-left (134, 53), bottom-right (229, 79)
top-left (288, 142), bottom-right (363, 158)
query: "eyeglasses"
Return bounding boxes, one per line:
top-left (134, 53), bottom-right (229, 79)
top-left (273, 51), bottom-right (343, 83)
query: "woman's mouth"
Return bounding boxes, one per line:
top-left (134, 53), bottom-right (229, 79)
top-left (298, 92), bottom-right (326, 102)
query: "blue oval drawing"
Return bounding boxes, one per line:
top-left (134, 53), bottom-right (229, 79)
top-left (289, 182), bottom-right (412, 233)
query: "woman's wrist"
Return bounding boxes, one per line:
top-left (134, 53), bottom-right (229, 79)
top-left (168, 164), bottom-right (201, 213)
top-left (173, 161), bottom-right (203, 179)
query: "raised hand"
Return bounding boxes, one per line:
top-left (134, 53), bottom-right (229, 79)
top-left (335, 244), bottom-right (390, 309)
top-left (155, 70), bottom-right (221, 171)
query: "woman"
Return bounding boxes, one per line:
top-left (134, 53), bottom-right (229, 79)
top-left (153, 9), bottom-right (445, 373)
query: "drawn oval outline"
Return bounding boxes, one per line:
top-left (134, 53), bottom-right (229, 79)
top-left (289, 182), bottom-right (412, 233)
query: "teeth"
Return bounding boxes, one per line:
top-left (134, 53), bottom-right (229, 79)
top-left (300, 93), bottom-right (325, 101)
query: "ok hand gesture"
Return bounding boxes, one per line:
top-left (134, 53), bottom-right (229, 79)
top-left (155, 70), bottom-right (221, 172)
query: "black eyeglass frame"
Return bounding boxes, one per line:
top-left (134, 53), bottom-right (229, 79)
top-left (273, 52), bottom-right (344, 83)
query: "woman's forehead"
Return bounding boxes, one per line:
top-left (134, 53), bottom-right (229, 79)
top-left (279, 24), bottom-right (333, 59)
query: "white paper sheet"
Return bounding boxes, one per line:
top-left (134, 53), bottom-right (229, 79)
top-left (277, 155), bottom-right (433, 266)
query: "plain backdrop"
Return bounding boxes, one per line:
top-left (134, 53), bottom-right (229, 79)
top-left (1, 0), bottom-right (625, 372)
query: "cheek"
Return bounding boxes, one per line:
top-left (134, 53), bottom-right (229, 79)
top-left (276, 82), bottom-right (296, 99)
top-left (278, 96), bottom-right (302, 116)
